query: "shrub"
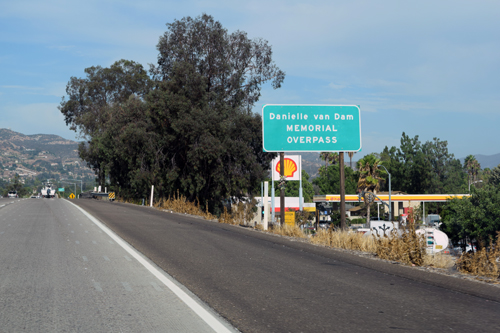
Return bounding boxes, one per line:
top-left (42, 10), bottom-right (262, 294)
top-left (456, 232), bottom-right (500, 278)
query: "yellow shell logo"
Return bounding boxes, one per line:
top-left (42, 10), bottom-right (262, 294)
top-left (276, 158), bottom-right (298, 177)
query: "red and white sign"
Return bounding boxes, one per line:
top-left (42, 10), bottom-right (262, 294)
top-left (272, 155), bottom-right (301, 181)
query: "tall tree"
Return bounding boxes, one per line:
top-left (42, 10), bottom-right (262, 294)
top-left (59, 60), bottom-right (152, 184)
top-left (59, 15), bottom-right (284, 213)
top-left (312, 164), bottom-right (357, 195)
top-left (381, 133), bottom-right (467, 196)
top-left (464, 154), bottom-right (481, 191)
top-left (146, 14), bottom-right (284, 212)
top-left (442, 185), bottom-right (500, 249)
top-left (151, 14), bottom-right (285, 111)
top-left (356, 154), bottom-right (385, 224)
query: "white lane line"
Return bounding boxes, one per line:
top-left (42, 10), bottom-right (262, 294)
top-left (93, 281), bottom-right (103, 292)
top-left (83, 256), bottom-right (88, 261)
top-left (150, 282), bottom-right (163, 291)
top-left (122, 282), bottom-right (133, 291)
top-left (124, 255), bottom-right (132, 261)
top-left (103, 256), bottom-right (110, 261)
top-left (0, 205), bottom-right (5, 207)
top-left (68, 200), bottom-right (234, 333)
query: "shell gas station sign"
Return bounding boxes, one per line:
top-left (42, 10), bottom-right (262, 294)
top-left (272, 155), bottom-right (301, 181)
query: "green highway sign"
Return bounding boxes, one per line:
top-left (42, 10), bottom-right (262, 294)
top-left (58, 188), bottom-right (65, 192)
top-left (262, 105), bottom-right (362, 152)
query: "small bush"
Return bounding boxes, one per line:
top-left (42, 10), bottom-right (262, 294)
top-left (456, 233), bottom-right (500, 278)
top-left (372, 208), bottom-right (426, 266)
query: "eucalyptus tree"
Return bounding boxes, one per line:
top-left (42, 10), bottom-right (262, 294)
top-left (146, 14), bottom-right (284, 212)
top-left (58, 15), bottom-right (284, 211)
top-left (59, 60), bottom-right (152, 183)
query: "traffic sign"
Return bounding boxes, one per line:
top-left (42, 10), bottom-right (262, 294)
top-left (284, 211), bottom-right (295, 226)
top-left (69, 193), bottom-right (75, 199)
top-left (58, 188), bottom-right (65, 192)
top-left (108, 192), bottom-right (115, 200)
top-left (262, 105), bottom-right (361, 152)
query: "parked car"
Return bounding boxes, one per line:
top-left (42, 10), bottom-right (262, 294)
top-left (319, 221), bottom-right (333, 229)
top-left (453, 244), bottom-right (476, 253)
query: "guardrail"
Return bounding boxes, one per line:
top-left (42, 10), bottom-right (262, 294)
top-left (80, 191), bottom-right (115, 201)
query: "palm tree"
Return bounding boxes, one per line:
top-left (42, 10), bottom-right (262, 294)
top-left (464, 154), bottom-right (481, 190)
top-left (319, 152), bottom-right (339, 177)
top-left (356, 154), bottom-right (385, 226)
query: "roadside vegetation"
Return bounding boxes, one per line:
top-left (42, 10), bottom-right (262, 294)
top-left (116, 192), bottom-right (497, 281)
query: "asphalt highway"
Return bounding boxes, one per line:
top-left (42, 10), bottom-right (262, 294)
top-left (72, 199), bottom-right (500, 333)
top-left (0, 197), bottom-right (235, 332)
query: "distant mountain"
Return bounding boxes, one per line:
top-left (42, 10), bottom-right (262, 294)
top-left (0, 128), bottom-right (79, 160)
top-left (0, 128), bottom-right (93, 180)
top-left (458, 154), bottom-right (500, 170)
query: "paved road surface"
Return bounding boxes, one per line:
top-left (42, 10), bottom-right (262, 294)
top-left (73, 199), bottom-right (500, 333)
top-left (0, 198), bottom-right (236, 332)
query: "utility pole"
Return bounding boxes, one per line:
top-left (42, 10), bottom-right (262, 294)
top-left (340, 152), bottom-right (346, 230)
top-left (280, 152), bottom-right (285, 226)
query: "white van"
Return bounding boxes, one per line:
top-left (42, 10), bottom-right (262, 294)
top-left (7, 191), bottom-right (18, 198)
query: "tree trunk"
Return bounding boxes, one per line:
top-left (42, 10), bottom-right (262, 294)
top-left (366, 203), bottom-right (371, 228)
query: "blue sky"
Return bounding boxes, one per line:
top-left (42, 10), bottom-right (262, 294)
top-left (1, 0), bottom-right (499, 159)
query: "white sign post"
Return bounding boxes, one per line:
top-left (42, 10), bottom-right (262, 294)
top-left (263, 181), bottom-right (269, 230)
top-left (150, 185), bottom-right (154, 207)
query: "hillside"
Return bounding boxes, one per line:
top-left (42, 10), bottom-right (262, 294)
top-left (0, 128), bottom-right (94, 181)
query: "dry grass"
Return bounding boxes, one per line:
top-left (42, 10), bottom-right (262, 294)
top-left (155, 190), bottom-right (215, 220)
top-left (116, 197), bottom-right (142, 205)
top-left (456, 233), bottom-right (500, 278)
top-left (373, 223), bottom-right (426, 266)
top-left (310, 229), bottom-right (377, 253)
top-left (268, 224), bottom-right (307, 238)
top-left (423, 253), bottom-right (456, 269)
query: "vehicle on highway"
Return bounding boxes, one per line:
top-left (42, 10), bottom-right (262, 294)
top-left (8, 191), bottom-right (18, 198)
top-left (30, 195), bottom-right (37, 199)
top-left (41, 182), bottom-right (56, 198)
